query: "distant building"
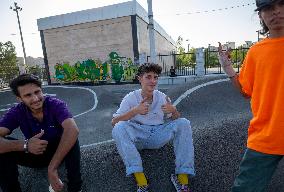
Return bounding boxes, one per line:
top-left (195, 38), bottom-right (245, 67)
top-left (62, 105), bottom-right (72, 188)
top-left (242, 41), bottom-right (253, 48)
top-left (16, 57), bottom-right (24, 67)
top-left (208, 45), bottom-right (218, 51)
top-left (225, 42), bottom-right (235, 49)
top-left (37, 0), bottom-right (176, 84)
top-left (17, 57), bottom-right (44, 68)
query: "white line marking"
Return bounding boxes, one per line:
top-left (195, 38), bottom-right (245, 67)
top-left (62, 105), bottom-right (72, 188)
top-left (173, 78), bottom-right (229, 106)
top-left (44, 86), bottom-right (98, 118)
top-left (0, 87), bottom-right (97, 118)
top-left (44, 93), bottom-right (57, 97)
top-left (0, 103), bottom-right (19, 112)
top-left (80, 139), bottom-right (114, 148)
top-left (0, 108), bottom-right (12, 112)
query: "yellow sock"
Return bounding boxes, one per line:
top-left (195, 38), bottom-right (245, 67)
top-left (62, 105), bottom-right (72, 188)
top-left (178, 174), bottom-right (189, 185)
top-left (134, 172), bottom-right (148, 186)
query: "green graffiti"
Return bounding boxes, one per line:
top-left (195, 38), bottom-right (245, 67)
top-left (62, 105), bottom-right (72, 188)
top-left (54, 52), bottom-right (138, 83)
top-left (122, 58), bottom-right (138, 81)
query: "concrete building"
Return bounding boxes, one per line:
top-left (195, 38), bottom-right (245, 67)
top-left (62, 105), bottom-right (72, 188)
top-left (37, 0), bottom-right (176, 84)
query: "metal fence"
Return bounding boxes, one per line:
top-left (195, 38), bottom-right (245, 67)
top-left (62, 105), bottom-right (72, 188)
top-left (147, 52), bottom-right (196, 76)
top-left (147, 46), bottom-right (249, 76)
top-left (204, 46), bottom-right (249, 74)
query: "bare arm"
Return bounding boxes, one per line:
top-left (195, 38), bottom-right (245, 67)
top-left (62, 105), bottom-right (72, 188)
top-left (218, 42), bottom-right (250, 99)
top-left (112, 108), bottom-right (138, 126)
top-left (0, 126), bottom-right (49, 155)
top-left (0, 127), bottom-right (25, 153)
top-left (48, 118), bottom-right (79, 191)
top-left (112, 97), bottom-right (149, 126)
top-left (230, 75), bottom-right (251, 98)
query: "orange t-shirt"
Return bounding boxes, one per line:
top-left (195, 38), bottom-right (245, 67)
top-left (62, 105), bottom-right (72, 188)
top-left (239, 36), bottom-right (284, 155)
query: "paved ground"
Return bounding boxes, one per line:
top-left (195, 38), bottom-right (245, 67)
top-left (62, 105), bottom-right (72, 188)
top-left (1, 75), bottom-right (284, 192)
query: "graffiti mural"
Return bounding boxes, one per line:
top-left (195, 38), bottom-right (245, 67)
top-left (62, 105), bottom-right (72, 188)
top-left (54, 52), bottom-right (138, 83)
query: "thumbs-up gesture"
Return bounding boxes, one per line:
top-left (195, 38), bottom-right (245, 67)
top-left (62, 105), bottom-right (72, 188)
top-left (161, 96), bottom-right (175, 114)
top-left (28, 129), bottom-right (48, 155)
top-left (134, 97), bottom-right (150, 115)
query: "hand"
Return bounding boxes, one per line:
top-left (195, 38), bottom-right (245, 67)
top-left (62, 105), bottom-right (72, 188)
top-left (161, 96), bottom-right (176, 114)
top-left (134, 97), bottom-right (150, 115)
top-left (218, 42), bottom-right (236, 78)
top-left (28, 129), bottom-right (48, 155)
top-left (48, 168), bottom-right (64, 192)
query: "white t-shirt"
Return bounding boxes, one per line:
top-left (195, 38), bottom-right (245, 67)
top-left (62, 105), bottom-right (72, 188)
top-left (113, 89), bottom-right (169, 125)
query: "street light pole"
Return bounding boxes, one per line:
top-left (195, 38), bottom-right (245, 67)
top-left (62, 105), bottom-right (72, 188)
top-left (10, 2), bottom-right (26, 74)
top-left (186, 39), bottom-right (190, 53)
top-left (256, 30), bottom-right (260, 42)
top-left (147, 0), bottom-right (156, 63)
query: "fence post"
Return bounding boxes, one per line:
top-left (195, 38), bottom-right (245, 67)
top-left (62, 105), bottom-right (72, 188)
top-left (195, 48), bottom-right (205, 76)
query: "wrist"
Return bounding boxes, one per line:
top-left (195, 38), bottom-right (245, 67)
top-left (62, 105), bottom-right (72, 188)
top-left (131, 107), bottom-right (138, 116)
top-left (223, 65), bottom-right (236, 77)
top-left (23, 139), bottom-right (29, 153)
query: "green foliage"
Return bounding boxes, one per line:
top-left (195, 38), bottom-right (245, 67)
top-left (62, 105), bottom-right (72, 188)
top-left (176, 36), bottom-right (196, 68)
top-left (27, 65), bottom-right (41, 77)
top-left (0, 41), bottom-right (19, 82)
top-left (205, 48), bottom-right (219, 68)
top-left (230, 47), bottom-right (249, 67)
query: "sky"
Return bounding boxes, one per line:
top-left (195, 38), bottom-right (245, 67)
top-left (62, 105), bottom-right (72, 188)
top-left (0, 0), bottom-right (261, 58)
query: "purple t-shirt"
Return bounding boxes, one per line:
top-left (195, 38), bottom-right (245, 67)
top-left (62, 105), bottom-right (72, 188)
top-left (0, 96), bottom-right (72, 141)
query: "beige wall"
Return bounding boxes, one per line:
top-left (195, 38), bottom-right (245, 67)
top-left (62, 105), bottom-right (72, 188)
top-left (43, 15), bottom-right (176, 82)
top-left (136, 16), bottom-right (175, 71)
top-left (43, 16), bottom-right (134, 82)
top-left (136, 16), bottom-right (175, 56)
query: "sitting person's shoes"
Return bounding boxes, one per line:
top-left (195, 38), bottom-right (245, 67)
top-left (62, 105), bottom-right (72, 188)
top-left (137, 185), bottom-right (149, 192)
top-left (170, 174), bottom-right (190, 192)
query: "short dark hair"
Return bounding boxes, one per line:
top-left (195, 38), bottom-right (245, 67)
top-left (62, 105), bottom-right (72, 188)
top-left (9, 74), bottom-right (42, 96)
top-left (137, 63), bottom-right (162, 76)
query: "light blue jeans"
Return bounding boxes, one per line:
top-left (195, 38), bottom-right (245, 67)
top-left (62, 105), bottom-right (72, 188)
top-left (112, 118), bottom-right (195, 176)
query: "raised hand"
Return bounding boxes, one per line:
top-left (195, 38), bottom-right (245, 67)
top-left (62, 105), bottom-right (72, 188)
top-left (27, 129), bottom-right (48, 155)
top-left (134, 97), bottom-right (150, 115)
top-left (218, 42), bottom-right (236, 78)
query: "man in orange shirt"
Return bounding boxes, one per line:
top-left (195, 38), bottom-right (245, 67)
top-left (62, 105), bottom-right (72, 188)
top-left (218, 0), bottom-right (284, 191)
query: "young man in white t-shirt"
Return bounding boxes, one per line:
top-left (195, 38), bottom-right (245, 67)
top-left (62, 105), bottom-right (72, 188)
top-left (112, 63), bottom-right (194, 192)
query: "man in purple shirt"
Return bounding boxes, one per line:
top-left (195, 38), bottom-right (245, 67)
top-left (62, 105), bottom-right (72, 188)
top-left (0, 74), bottom-right (82, 192)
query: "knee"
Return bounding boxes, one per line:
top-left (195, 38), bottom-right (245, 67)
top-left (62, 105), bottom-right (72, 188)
top-left (112, 121), bottom-right (128, 140)
top-left (176, 118), bottom-right (191, 128)
top-left (175, 118), bottom-right (192, 133)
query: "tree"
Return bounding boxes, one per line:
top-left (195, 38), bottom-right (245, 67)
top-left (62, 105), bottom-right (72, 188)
top-left (205, 48), bottom-right (219, 68)
top-left (27, 65), bottom-right (43, 79)
top-left (175, 36), bottom-right (196, 68)
top-left (230, 46), bottom-right (249, 67)
top-left (0, 41), bottom-right (19, 82)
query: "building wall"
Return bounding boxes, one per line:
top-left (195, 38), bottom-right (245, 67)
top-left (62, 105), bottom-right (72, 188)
top-left (42, 16), bottom-right (134, 82)
top-left (136, 16), bottom-right (175, 70)
top-left (136, 16), bottom-right (175, 56)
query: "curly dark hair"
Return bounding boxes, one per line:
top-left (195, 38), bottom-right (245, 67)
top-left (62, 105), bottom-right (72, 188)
top-left (9, 74), bottom-right (42, 96)
top-left (137, 63), bottom-right (162, 77)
